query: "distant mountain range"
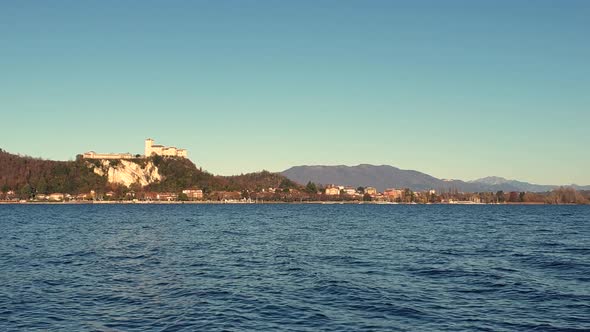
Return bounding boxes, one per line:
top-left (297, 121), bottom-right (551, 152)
top-left (2, 145), bottom-right (588, 195)
top-left (467, 176), bottom-right (552, 193)
top-left (281, 165), bottom-right (590, 193)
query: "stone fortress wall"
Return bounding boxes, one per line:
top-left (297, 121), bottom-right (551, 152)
top-left (83, 138), bottom-right (188, 160)
top-left (83, 152), bottom-right (135, 160)
top-left (145, 138), bottom-right (187, 158)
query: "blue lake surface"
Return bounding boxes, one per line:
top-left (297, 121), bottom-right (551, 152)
top-left (1, 204), bottom-right (589, 331)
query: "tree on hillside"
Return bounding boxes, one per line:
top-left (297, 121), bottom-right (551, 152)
top-left (36, 177), bottom-right (48, 194)
top-left (305, 181), bottom-right (318, 194)
top-left (279, 178), bottom-right (298, 189)
top-left (19, 184), bottom-right (33, 199)
top-left (496, 191), bottom-right (505, 203)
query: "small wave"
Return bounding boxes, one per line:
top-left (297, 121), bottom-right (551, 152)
top-left (2, 204), bottom-right (589, 331)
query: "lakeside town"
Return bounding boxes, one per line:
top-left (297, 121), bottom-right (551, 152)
top-left (1, 139), bottom-right (588, 205)
top-left (1, 184), bottom-right (587, 205)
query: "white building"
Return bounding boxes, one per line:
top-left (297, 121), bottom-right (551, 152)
top-left (182, 189), bottom-right (203, 199)
top-left (343, 187), bottom-right (357, 196)
top-left (48, 193), bottom-right (65, 201)
top-left (364, 187), bottom-right (377, 196)
top-left (325, 186), bottom-right (340, 196)
top-left (145, 138), bottom-right (187, 158)
top-left (83, 151), bottom-right (134, 160)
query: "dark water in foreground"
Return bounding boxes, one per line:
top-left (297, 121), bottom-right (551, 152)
top-left (1, 205), bottom-right (589, 331)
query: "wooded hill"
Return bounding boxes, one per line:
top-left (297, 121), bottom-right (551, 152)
top-left (0, 149), bottom-right (300, 198)
top-left (0, 149), bottom-right (107, 195)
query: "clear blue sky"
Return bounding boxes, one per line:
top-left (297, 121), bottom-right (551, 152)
top-left (1, 0), bottom-right (588, 184)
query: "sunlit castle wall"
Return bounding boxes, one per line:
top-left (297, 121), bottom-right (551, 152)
top-left (151, 146), bottom-right (164, 155)
top-left (83, 151), bottom-right (134, 160)
top-left (144, 138), bottom-right (187, 158)
top-left (145, 138), bottom-right (154, 157)
top-left (161, 147), bottom-right (178, 157)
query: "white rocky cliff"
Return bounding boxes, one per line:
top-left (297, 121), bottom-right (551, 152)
top-left (88, 159), bottom-right (161, 187)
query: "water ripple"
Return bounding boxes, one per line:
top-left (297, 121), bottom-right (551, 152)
top-left (0, 204), bottom-right (589, 331)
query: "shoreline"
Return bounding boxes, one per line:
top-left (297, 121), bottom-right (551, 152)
top-left (0, 201), bottom-right (566, 205)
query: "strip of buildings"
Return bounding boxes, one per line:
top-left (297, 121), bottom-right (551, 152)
top-left (83, 138), bottom-right (188, 160)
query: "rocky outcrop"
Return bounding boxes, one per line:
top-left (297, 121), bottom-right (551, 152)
top-left (88, 159), bottom-right (161, 187)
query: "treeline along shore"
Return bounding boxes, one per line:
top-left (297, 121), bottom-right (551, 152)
top-left (1, 148), bottom-right (588, 204)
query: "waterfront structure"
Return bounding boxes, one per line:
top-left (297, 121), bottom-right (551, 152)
top-left (364, 187), bottom-right (378, 196)
top-left (210, 191), bottom-right (241, 201)
top-left (144, 192), bottom-right (178, 201)
top-left (75, 193), bottom-right (91, 200)
top-left (343, 187), bottom-right (357, 196)
top-left (384, 188), bottom-right (404, 200)
top-left (325, 186), bottom-right (340, 196)
top-left (182, 189), bottom-right (203, 199)
top-left (145, 138), bottom-right (187, 158)
top-left (48, 193), bottom-right (64, 201)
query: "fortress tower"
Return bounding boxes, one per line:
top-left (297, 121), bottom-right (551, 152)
top-left (145, 138), bottom-right (154, 157)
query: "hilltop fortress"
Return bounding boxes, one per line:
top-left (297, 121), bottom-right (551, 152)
top-left (83, 139), bottom-right (187, 159)
top-left (145, 138), bottom-right (187, 158)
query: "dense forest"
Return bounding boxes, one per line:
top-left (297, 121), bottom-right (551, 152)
top-left (0, 148), bottom-right (302, 199)
top-left (145, 155), bottom-right (299, 193)
top-left (0, 149), bottom-right (107, 196)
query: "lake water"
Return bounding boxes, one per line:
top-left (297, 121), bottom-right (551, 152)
top-left (1, 204), bottom-right (589, 331)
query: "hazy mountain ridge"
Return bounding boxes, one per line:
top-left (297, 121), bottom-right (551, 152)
top-left (282, 165), bottom-right (479, 192)
top-left (470, 176), bottom-right (590, 192)
top-left (282, 165), bottom-right (589, 192)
